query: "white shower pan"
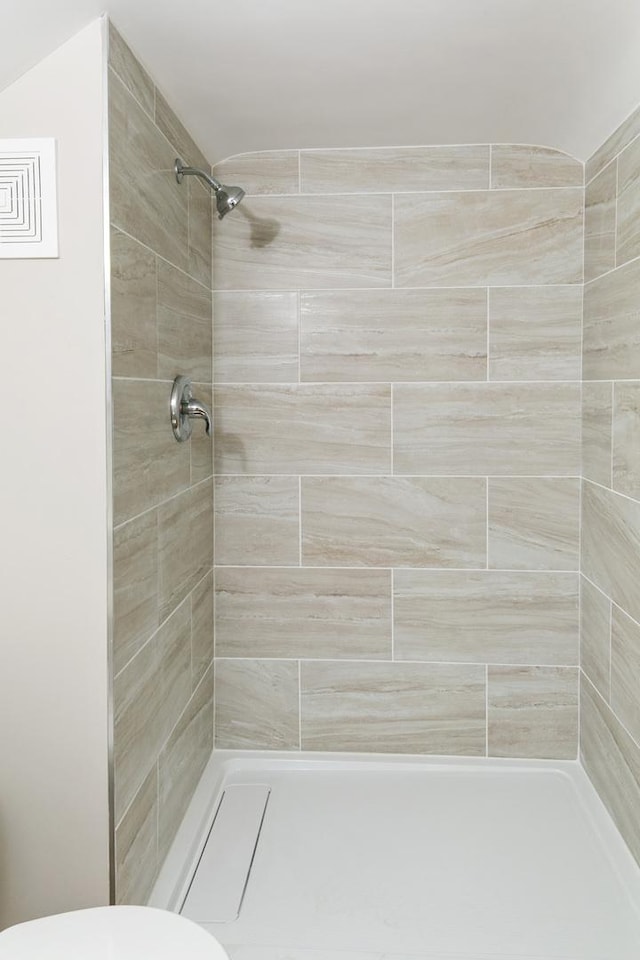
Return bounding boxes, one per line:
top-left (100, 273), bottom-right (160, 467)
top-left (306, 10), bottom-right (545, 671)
top-left (150, 753), bottom-right (640, 960)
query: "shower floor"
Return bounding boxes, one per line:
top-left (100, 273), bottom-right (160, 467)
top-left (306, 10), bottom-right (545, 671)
top-left (152, 755), bottom-right (640, 960)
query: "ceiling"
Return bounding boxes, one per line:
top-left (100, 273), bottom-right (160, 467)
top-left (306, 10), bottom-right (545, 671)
top-left (4, 0), bottom-right (640, 164)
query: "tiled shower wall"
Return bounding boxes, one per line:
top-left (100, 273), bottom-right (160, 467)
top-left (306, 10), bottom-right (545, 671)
top-left (211, 144), bottom-right (584, 759)
top-left (108, 25), bottom-right (214, 903)
top-left (580, 111), bottom-right (640, 865)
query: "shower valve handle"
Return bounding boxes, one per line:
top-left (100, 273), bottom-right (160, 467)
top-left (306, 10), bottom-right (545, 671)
top-left (170, 376), bottom-right (212, 442)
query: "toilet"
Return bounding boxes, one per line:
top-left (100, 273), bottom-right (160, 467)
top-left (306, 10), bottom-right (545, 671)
top-left (0, 906), bottom-right (229, 959)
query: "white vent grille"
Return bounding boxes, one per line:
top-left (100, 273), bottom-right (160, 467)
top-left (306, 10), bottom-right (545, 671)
top-left (0, 139), bottom-right (58, 258)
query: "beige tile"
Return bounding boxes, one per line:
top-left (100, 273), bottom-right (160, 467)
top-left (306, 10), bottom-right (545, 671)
top-left (300, 289), bottom-right (487, 382)
top-left (157, 260), bottom-right (211, 382)
top-left (393, 382), bottom-right (580, 476)
top-left (108, 22), bottom-right (154, 119)
top-left (215, 567), bottom-right (391, 659)
top-left (491, 145), bottom-right (583, 188)
top-left (214, 292), bottom-right (298, 383)
top-left (215, 476), bottom-right (299, 565)
top-left (155, 89), bottom-right (209, 172)
top-left (114, 766), bottom-right (157, 905)
top-left (300, 145), bottom-right (490, 193)
top-left (113, 511), bottom-right (158, 677)
top-left (191, 571), bottom-right (213, 689)
top-left (109, 70), bottom-right (188, 271)
top-left (582, 382), bottom-right (613, 486)
top-left (488, 286), bottom-right (582, 381)
top-left (158, 480), bottom-right (213, 622)
top-left (586, 104), bottom-right (640, 183)
top-left (214, 384), bottom-right (391, 475)
top-left (616, 136), bottom-right (640, 266)
top-left (189, 382), bottom-right (213, 484)
top-left (611, 606), bottom-right (640, 745)
top-left (394, 189), bottom-right (583, 287)
top-left (582, 480), bottom-right (640, 624)
top-left (212, 195), bottom-right (392, 290)
top-left (301, 661), bottom-right (486, 756)
top-left (215, 660), bottom-right (299, 750)
top-left (581, 673), bottom-right (640, 866)
top-left (488, 666), bottom-right (578, 759)
top-left (394, 570), bottom-right (579, 665)
top-left (580, 576), bottom-right (611, 701)
top-left (112, 378), bottom-right (189, 525)
top-left (613, 382), bottom-right (640, 498)
top-left (110, 227), bottom-right (157, 379)
top-left (301, 477), bottom-right (486, 567)
top-left (584, 161), bottom-right (617, 282)
top-left (488, 478), bottom-right (580, 570)
top-left (188, 177), bottom-right (212, 288)
top-left (583, 257), bottom-right (640, 380)
top-left (158, 667), bottom-right (213, 864)
top-left (213, 151), bottom-right (300, 195)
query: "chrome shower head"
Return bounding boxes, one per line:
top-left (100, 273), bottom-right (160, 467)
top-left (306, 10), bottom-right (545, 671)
top-left (174, 158), bottom-right (245, 219)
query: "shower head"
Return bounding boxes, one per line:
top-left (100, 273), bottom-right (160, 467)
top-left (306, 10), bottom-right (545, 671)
top-left (174, 159), bottom-right (245, 219)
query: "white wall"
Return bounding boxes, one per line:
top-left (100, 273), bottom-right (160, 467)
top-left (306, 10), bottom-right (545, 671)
top-left (0, 19), bottom-right (110, 928)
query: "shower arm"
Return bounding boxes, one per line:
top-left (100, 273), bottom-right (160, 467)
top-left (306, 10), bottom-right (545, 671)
top-left (174, 159), bottom-right (223, 192)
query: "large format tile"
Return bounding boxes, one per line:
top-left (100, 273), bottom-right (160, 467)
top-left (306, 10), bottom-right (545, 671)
top-left (580, 576), bottom-right (611, 701)
top-left (155, 89), bottom-right (209, 172)
top-left (582, 480), bottom-right (640, 624)
top-left (613, 382), bottom-right (640, 498)
top-left (189, 382), bottom-right (213, 484)
top-left (583, 257), bottom-right (640, 380)
top-left (215, 660), bottom-right (299, 750)
top-left (488, 666), bottom-right (578, 759)
top-left (393, 382), bottom-right (580, 476)
top-left (394, 189), bottom-right (583, 287)
top-left (300, 145), bottom-right (490, 193)
top-left (301, 661), bottom-right (486, 755)
top-left (213, 151), bottom-right (300, 196)
top-left (109, 70), bottom-right (188, 271)
top-left (212, 195), bottom-right (392, 289)
top-left (110, 227), bottom-right (157, 379)
top-left (113, 510), bottom-right (159, 677)
top-left (114, 765), bottom-right (157, 905)
top-left (584, 161), bottom-right (617, 282)
top-left (112, 378), bottom-right (190, 525)
top-left (488, 286), bottom-right (582, 381)
top-left (214, 384), bottom-right (391, 475)
top-left (581, 674), bottom-right (640, 866)
top-left (611, 606), bottom-right (640, 745)
top-left (157, 260), bottom-right (212, 382)
top-left (394, 570), bottom-right (579, 665)
top-left (487, 478), bottom-right (580, 570)
top-left (490, 145), bottom-right (582, 189)
top-left (215, 476), bottom-right (300, 566)
top-left (616, 135), bottom-right (640, 266)
top-left (191, 571), bottom-right (214, 689)
top-left (157, 480), bottom-right (213, 622)
top-left (586, 103), bottom-right (640, 183)
top-left (108, 22), bottom-right (154, 119)
top-left (300, 289), bottom-right (487, 382)
top-left (188, 177), bottom-right (212, 288)
top-left (215, 567), bottom-right (391, 659)
top-left (213, 291), bottom-right (298, 383)
top-left (301, 477), bottom-right (486, 567)
top-left (582, 382), bottom-right (613, 486)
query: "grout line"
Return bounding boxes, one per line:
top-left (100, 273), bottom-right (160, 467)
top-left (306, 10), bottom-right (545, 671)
top-left (212, 283), bottom-right (582, 294)
top-left (610, 381), bottom-right (615, 489)
top-left (485, 664), bottom-right (489, 757)
top-left (583, 475), bottom-right (640, 507)
top-left (111, 222), bottom-right (212, 294)
top-left (298, 150), bottom-right (302, 193)
top-left (390, 568), bottom-right (395, 661)
top-left (212, 474), bottom-right (582, 480)
top-left (608, 599), bottom-right (613, 704)
top-left (297, 290), bottom-right (301, 385)
top-left (113, 475), bottom-right (214, 533)
top-left (391, 193), bottom-right (395, 288)
top-left (211, 379), bottom-right (583, 387)
top-left (582, 671), bottom-right (640, 755)
top-left (488, 145), bottom-right (493, 189)
top-left (298, 660), bottom-right (302, 750)
top-left (298, 477), bottom-right (302, 567)
top-left (580, 571), bottom-right (640, 632)
top-left (390, 384), bottom-right (394, 475)
top-left (486, 287), bottom-right (491, 381)
top-left (213, 564), bottom-right (580, 573)
top-left (485, 477), bottom-right (490, 570)
top-left (213, 656), bottom-right (581, 668)
top-left (584, 250), bottom-right (640, 286)
top-left (614, 158), bottom-right (619, 269)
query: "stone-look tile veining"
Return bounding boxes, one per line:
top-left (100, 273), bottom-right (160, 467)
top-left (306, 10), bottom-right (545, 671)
top-left (157, 259), bottom-right (212, 382)
top-left (488, 666), bottom-right (579, 759)
top-left (301, 477), bottom-right (486, 567)
top-left (158, 480), bottom-right (213, 622)
top-left (191, 572), bottom-right (214, 689)
top-left (214, 384), bottom-right (391, 475)
top-left (490, 145), bottom-right (583, 189)
top-left (113, 510), bottom-right (159, 676)
top-left (111, 227), bottom-right (157, 379)
top-left (300, 145), bottom-right (490, 193)
top-left (108, 21), bottom-right (154, 118)
top-left (580, 576), bottom-right (611, 701)
top-left (215, 476), bottom-right (300, 565)
top-left (393, 382), bottom-right (580, 476)
top-left (215, 660), bottom-right (300, 750)
top-left (114, 765), bottom-right (157, 905)
top-left (214, 151), bottom-right (300, 196)
top-left (394, 571), bottom-right (579, 665)
top-left (582, 382), bottom-right (613, 487)
top-left (487, 478), bottom-right (580, 570)
top-left (300, 289), bottom-right (487, 382)
top-left (214, 291), bottom-right (298, 383)
top-left (586, 102), bottom-right (640, 183)
top-left (583, 256), bottom-right (640, 380)
top-left (581, 481), bottom-right (640, 624)
top-left (213, 195), bottom-right (392, 290)
top-left (584, 161), bottom-right (617, 282)
top-left (215, 567), bottom-right (391, 659)
top-left (155, 88), bottom-right (209, 172)
top-left (301, 661), bottom-right (486, 755)
top-left (488, 286), bottom-right (582, 381)
top-left (611, 607), bottom-right (640, 746)
top-left (613, 382), bottom-right (640, 498)
top-left (187, 178), bottom-right (212, 289)
top-left (394, 189), bottom-right (583, 287)
top-left (616, 135), bottom-right (640, 266)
